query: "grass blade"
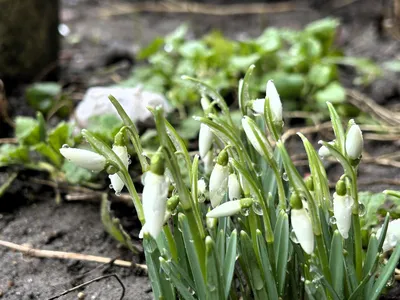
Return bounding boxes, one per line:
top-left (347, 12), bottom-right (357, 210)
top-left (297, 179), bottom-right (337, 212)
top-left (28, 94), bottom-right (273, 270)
top-left (224, 230), bottom-right (237, 299)
top-left (329, 231), bottom-right (344, 298)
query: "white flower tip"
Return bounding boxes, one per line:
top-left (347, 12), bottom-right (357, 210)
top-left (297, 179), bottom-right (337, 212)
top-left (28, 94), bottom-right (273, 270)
top-left (59, 148), bottom-right (106, 171)
top-left (266, 80), bottom-right (282, 122)
top-left (207, 200), bottom-right (241, 218)
top-left (345, 123), bottom-right (363, 160)
top-left (318, 145), bottom-right (331, 158)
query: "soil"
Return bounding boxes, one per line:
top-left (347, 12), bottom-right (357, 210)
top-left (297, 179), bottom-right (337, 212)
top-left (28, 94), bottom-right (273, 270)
top-left (1, 0), bottom-right (400, 299)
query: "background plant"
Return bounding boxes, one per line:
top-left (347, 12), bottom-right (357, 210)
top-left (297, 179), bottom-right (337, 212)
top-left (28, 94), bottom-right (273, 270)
top-left (64, 65), bottom-right (400, 300)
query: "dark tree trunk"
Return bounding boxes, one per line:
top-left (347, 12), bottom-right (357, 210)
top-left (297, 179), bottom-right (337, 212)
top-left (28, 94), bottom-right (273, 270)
top-left (0, 0), bottom-right (60, 86)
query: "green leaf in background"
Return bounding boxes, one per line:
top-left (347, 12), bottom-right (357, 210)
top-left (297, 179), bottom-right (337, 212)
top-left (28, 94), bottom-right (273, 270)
top-left (229, 54), bottom-right (261, 71)
top-left (0, 172), bottom-right (18, 198)
top-left (308, 64), bottom-right (335, 87)
top-left (264, 72), bottom-right (305, 99)
top-left (26, 82), bottom-right (62, 114)
top-left (48, 122), bottom-right (72, 151)
top-left (15, 117), bottom-right (41, 145)
top-left (256, 28), bottom-right (282, 53)
top-left (34, 142), bottom-right (62, 167)
top-left (0, 144), bottom-right (29, 165)
top-left (179, 40), bottom-right (210, 58)
top-left (101, 196), bottom-right (139, 254)
top-left (138, 37), bottom-right (165, 60)
top-left (382, 60), bottom-right (400, 72)
top-left (86, 114), bottom-right (123, 142)
top-left (315, 81), bottom-right (346, 104)
top-left (62, 160), bottom-right (94, 185)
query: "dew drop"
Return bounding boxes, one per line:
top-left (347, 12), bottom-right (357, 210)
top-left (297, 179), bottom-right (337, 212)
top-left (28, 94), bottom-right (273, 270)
top-left (127, 159), bottom-right (132, 165)
top-left (171, 209), bottom-right (178, 216)
top-left (290, 230), bottom-right (299, 243)
top-left (329, 216), bottom-right (337, 225)
top-left (240, 207), bottom-right (250, 216)
top-left (61, 144), bottom-right (70, 148)
top-left (358, 202), bottom-right (366, 217)
top-left (386, 272), bottom-right (395, 287)
top-left (282, 172), bottom-right (289, 181)
top-left (188, 287), bottom-right (195, 295)
top-left (109, 184), bottom-right (113, 189)
top-left (189, 239), bottom-right (194, 243)
top-left (207, 283), bottom-right (216, 291)
top-left (115, 191), bottom-right (121, 196)
top-left (127, 154), bottom-right (131, 159)
top-left (252, 201), bottom-right (263, 215)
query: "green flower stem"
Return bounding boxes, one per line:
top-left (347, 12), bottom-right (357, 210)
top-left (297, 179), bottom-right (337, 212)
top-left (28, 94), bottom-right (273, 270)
top-left (164, 224), bottom-right (178, 262)
top-left (121, 168), bottom-right (145, 224)
top-left (271, 162), bottom-right (286, 210)
top-left (123, 126), bottom-right (149, 173)
top-left (350, 169), bottom-right (362, 281)
top-left (316, 234), bottom-right (332, 285)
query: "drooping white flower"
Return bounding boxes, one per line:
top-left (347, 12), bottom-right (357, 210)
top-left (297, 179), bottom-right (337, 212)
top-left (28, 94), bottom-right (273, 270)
top-left (109, 145), bottom-right (129, 194)
top-left (239, 173), bottom-right (250, 196)
top-left (197, 178), bottom-right (207, 203)
top-left (266, 80), bottom-right (282, 123)
top-left (377, 219), bottom-right (400, 252)
top-left (291, 208), bottom-right (314, 255)
top-left (209, 164), bottom-right (229, 207)
top-left (345, 122), bottom-right (363, 160)
top-left (228, 173), bottom-right (241, 201)
top-left (318, 145), bottom-right (331, 158)
top-left (251, 98), bottom-right (265, 115)
top-left (207, 198), bottom-right (253, 218)
top-left (142, 171), bottom-right (169, 239)
top-left (242, 116), bottom-right (272, 157)
top-left (60, 148), bottom-right (106, 171)
top-left (199, 124), bottom-right (213, 159)
top-left (333, 192), bottom-right (354, 239)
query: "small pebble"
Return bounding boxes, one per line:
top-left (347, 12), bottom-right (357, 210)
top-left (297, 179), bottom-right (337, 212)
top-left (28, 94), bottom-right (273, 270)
top-left (77, 292), bottom-right (86, 299)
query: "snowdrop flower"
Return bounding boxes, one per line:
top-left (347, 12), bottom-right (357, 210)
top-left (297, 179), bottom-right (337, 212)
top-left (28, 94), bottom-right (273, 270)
top-left (251, 98), bottom-right (265, 115)
top-left (197, 178), bottom-right (207, 203)
top-left (209, 149), bottom-right (229, 207)
top-left (108, 145), bottom-right (129, 194)
top-left (242, 116), bottom-right (272, 157)
top-left (60, 147), bottom-right (106, 172)
top-left (142, 153), bottom-right (169, 239)
top-left (345, 121), bottom-right (363, 160)
top-left (207, 198), bottom-right (253, 218)
top-left (333, 180), bottom-right (354, 239)
top-left (201, 97), bottom-right (211, 111)
top-left (290, 193), bottom-right (314, 255)
top-left (203, 150), bottom-right (214, 175)
top-left (318, 145), bottom-right (331, 159)
top-left (228, 173), bottom-right (241, 201)
top-left (199, 124), bottom-right (213, 159)
top-left (377, 219), bottom-right (400, 252)
top-left (239, 173), bottom-right (250, 197)
top-left (266, 80), bottom-right (282, 123)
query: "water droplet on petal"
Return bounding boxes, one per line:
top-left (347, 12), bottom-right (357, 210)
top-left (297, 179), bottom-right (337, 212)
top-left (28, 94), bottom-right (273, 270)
top-left (109, 184), bottom-right (113, 189)
top-left (115, 191), bottom-right (121, 196)
top-left (252, 201), bottom-right (263, 215)
top-left (240, 207), bottom-right (250, 216)
top-left (290, 230), bottom-right (299, 243)
top-left (127, 159), bottom-right (132, 165)
top-left (282, 172), bottom-right (289, 181)
top-left (62, 144), bottom-right (70, 148)
top-left (329, 216), bottom-right (337, 225)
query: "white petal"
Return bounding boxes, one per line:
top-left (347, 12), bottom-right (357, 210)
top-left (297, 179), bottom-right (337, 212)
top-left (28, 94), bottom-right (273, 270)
top-left (291, 208), bottom-right (314, 254)
top-left (242, 117), bottom-right (263, 155)
top-left (266, 80), bottom-right (282, 122)
top-left (199, 124), bottom-right (213, 159)
top-left (207, 200), bottom-right (241, 218)
top-left (142, 172), bottom-right (169, 239)
top-left (228, 174), bottom-right (241, 201)
top-left (198, 179), bottom-right (207, 195)
top-left (60, 148), bottom-right (106, 171)
top-left (209, 164), bottom-right (229, 207)
top-left (203, 150), bottom-right (214, 174)
top-left (109, 146), bottom-right (129, 193)
top-left (333, 193), bottom-right (354, 239)
top-left (345, 123), bottom-right (363, 159)
top-left (239, 173), bottom-right (250, 196)
top-left (318, 145), bottom-right (331, 158)
top-left (251, 98), bottom-right (265, 115)
top-left (377, 219), bottom-right (400, 252)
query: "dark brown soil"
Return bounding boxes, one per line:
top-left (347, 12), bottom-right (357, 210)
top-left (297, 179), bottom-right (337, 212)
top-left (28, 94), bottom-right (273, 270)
top-left (1, 0), bottom-right (400, 299)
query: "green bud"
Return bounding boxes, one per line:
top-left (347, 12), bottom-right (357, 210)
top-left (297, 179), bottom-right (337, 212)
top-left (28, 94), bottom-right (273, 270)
top-left (240, 198), bottom-right (253, 208)
top-left (290, 193), bottom-right (303, 210)
top-left (114, 129), bottom-right (125, 146)
top-left (336, 180), bottom-right (346, 196)
top-left (216, 148), bottom-right (229, 166)
top-left (167, 195), bottom-right (180, 211)
top-left (106, 163), bottom-right (119, 175)
top-left (206, 212), bottom-right (218, 230)
top-left (150, 151), bottom-right (165, 175)
top-left (305, 176), bottom-right (314, 191)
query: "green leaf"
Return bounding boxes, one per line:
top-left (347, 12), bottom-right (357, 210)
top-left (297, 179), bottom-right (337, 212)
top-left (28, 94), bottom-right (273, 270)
top-left (223, 230), bottom-right (237, 299)
top-left (326, 102), bottom-right (345, 153)
top-left (175, 116), bottom-right (201, 140)
top-left (34, 142), bottom-right (62, 167)
top-left (0, 172), bottom-right (18, 198)
top-left (315, 82), bottom-right (346, 104)
top-left (274, 210), bottom-right (289, 295)
top-left (137, 37), bottom-right (165, 60)
top-left (178, 213), bottom-right (207, 300)
top-left (256, 28), bottom-right (282, 52)
top-left (48, 122), bottom-right (71, 151)
top-left (329, 231), bottom-right (344, 298)
top-left (86, 114), bottom-right (123, 142)
top-left (239, 64), bottom-right (255, 116)
top-left (15, 117), bottom-right (41, 146)
top-left (308, 64), bottom-right (335, 87)
top-left (205, 236), bottom-right (224, 299)
top-left (100, 195), bottom-right (139, 253)
top-left (179, 40), bottom-right (209, 58)
top-left (229, 54), bottom-right (261, 71)
top-left (61, 160), bottom-right (94, 185)
top-left (382, 60), bottom-right (400, 72)
top-left (264, 72), bottom-right (305, 99)
top-left (0, 144), bottom-right (29, 164)
top-left (26, 82), bottom-right (61, 113)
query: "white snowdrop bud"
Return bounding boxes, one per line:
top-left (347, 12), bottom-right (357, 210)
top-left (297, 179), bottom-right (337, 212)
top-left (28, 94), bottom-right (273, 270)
top-left (228, 173), bottom-right (241, 201)
top-left (203, 150), bottom-right (214, 175)
top-left (333, 192), bottom-right (354, 239)
top-left (198, 178), bottom-right (207, 195)
top-left (60, 148), bottom-right (106, 172)
top-left (199, 124), bottom-right (213, 159)
top-left (109, 145), bottom-right (129, 194)
top-left (209, 150), bottom-right (229, 207)
top-left (377, 219), bottom-right (400, 252)
top-left (239, 173), bottom-right (250, 196)
top-left (266, 80), bottom-right (282, 123)
top-left (207, 198), bottom-right (253, 218)
top-left (318, 145), bottom-right (331, 159)
top-left (251, 98), bottom-right (265, 115)
top-left (242, 116), bottom-right (272, 157)
top-left (345, 122), bottom-right (363, 160)
top-left (291, 208), bottom-right (314, 254)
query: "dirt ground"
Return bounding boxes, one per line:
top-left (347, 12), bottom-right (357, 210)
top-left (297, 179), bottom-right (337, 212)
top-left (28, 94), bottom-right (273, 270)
top-left (1, 0), bottom-right (400, 299)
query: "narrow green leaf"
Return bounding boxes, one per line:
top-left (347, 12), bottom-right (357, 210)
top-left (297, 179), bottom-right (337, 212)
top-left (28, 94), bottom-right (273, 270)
top-left (329, 231), bottom-right (344, 298)
top-left (100, 195), bottom-right (140, 254)
top-left (224, 230), bottom-right (237, 299)
top-left (274, 211), bottom-right (289, 295)
top-left (36, 112), bottom-right (47, 142)
top-left (34, 142), bottom-right (62, 167)
top-left (256, 230), bottom-right (278, 299)
top-left (48, 122), bottom-right (71, 151)
top-left (239, 64), bottom-right (255, 116)
top-left (326, 102), bottom-right (345, 153)
top-left (206, 236), bottom-right (224, 299)
top-left (143, 235), bottom-right (163, 299)
top-left (178, 213), bottom-right (207, 300)
top-left (0, 172), bottom-right (18, 198)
